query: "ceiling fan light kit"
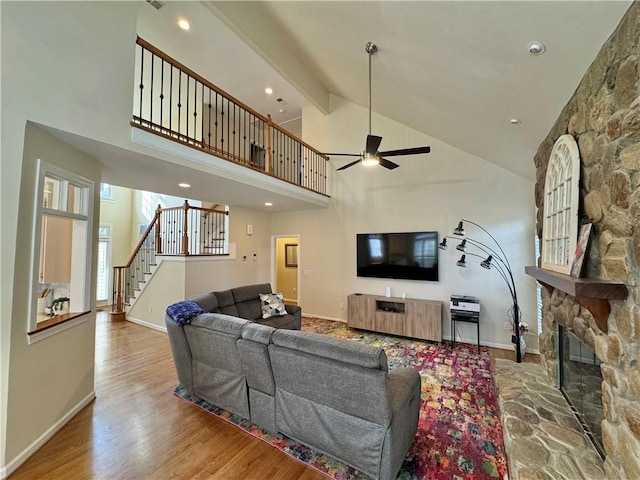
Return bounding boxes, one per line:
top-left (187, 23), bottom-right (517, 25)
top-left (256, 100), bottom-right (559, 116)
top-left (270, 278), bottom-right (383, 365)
top-left (324, 41), bottom-right (431, 172)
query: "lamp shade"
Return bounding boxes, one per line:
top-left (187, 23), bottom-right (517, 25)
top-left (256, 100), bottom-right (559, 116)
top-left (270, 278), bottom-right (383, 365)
top-left (456, 239), bottom-right (467, 252)
top-left (453, 221), bottom-right (465, 236)
top-left (456, 254), bottom-right (467, 267)
top-left (481, 255), bottom-right (493, 269)
top-left (439, 238), bottom-right (448, 250)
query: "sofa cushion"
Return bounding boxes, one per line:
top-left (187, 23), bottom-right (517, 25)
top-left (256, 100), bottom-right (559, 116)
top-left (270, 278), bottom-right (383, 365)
top-left (233, 283), bottom-right (272, 303)
top-left (271, 330), bottom-right (388, 370)
top-left (269, 330), bottom-right (391, 424)
top-left (213, 289), bottom-right (239, 317)
top-left (260, 292), bottom-right (287, 319)
top-left (233, 283), bottom-right (272, 320)
top-left (188, 292), bottom-right (219, 313)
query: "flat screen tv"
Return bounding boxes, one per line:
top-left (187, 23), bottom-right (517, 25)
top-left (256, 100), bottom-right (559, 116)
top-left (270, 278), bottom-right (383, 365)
top-left (356, 231), bottom-right (439, 282)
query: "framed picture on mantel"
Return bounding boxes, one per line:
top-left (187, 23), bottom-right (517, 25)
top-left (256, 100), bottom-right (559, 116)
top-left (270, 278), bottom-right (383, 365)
top-left (570, 223), bottom-right (592, 278)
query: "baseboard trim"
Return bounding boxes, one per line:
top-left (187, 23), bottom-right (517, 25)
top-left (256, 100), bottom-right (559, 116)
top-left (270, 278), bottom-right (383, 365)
top-left (125, 316), bottom-right (167, 333)
top-left (2, 390), bottom-right (96, 479)
top-left (302, 313), bottom-right (346, 323)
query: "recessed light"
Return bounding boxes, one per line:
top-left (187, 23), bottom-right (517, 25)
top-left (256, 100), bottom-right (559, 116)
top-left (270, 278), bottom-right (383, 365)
top-left (177, 19), bottom-right (190, 31)
top-left (265, 87), bottom-right (273, 95)
top-left (527, 41), bottom-right (545, 55)
top-left (264, 202), bottom-right (273, 207)
top-left (510, 118), bottom-right (521, 125)
top-left (278, 108), bottom-right (286, 113)
top-left (178, 182), bottom-right (191, 188)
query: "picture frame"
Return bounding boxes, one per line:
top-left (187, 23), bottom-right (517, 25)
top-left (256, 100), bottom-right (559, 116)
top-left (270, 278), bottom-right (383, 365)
top-left (285, 243), bottom-right (298, 267)
top-left (570, 223), bottom-right (592, 278)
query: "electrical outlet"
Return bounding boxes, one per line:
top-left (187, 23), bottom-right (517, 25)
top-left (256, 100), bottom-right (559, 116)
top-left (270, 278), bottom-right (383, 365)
top-left (149, 305), bottom-right (153, 313)
top-left (339, 302), bottom-right (344, 309)
top-left (503, 321), bottom-right (511, 331)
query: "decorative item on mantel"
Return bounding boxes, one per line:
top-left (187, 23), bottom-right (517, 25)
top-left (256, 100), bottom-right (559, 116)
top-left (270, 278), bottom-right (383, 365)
top-left (439, 219), bottom-right (524, 362)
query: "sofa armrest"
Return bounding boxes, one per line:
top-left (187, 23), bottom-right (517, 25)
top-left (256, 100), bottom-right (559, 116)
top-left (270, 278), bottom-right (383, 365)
top-left (388, 367), bottom-right (421, 415)
top-left (285, 303), bottom-right (301, 319)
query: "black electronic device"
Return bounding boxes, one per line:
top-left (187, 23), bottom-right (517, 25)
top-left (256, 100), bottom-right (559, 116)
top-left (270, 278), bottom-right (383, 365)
top-left (356, 231), bottom-right (439, 282)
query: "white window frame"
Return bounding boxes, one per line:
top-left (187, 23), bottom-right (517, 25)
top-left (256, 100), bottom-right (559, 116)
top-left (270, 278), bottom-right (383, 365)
top-left (541, 134), bottom-right (581, 274)
top-left (29, 160), bottom-right (95, 343)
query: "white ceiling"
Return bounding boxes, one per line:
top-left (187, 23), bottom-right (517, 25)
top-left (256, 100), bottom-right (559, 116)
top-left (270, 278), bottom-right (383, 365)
top-left (91, 1), bottom-right (631, 207)
top-left (203, 0), bottom-right (631, 181)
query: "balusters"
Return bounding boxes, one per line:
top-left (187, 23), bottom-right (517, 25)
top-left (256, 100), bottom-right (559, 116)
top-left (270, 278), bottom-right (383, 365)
top-left (133, 37), bottom-right (328, 195)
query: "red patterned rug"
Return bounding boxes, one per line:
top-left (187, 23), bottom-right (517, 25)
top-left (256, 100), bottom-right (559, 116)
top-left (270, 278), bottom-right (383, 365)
top-left (174, 318), bottom-right (508, 480)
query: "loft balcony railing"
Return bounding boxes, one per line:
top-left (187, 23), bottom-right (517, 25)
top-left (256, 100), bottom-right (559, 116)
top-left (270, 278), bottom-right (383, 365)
top-left (111, 201), bottom-right (228, 316)
top-left (132, 37), bottom-right (329, 196)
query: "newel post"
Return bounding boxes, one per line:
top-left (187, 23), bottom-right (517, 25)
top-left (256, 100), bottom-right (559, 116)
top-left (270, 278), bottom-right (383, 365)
top-left (182, 200), bottom-right (190, 255)
top-left (155, 204), bottom-right (163, 254)
top-left (265, 115), bottom-right (273, 174)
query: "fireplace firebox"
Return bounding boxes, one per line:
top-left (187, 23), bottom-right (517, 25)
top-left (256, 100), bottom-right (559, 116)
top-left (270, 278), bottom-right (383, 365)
top-left (558, 325), bottom-right (605, 458)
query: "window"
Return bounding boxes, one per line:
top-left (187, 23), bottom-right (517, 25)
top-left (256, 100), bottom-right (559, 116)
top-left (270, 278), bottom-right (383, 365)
top-left (541, 134), bottom-right (581, 274)
top-left (97, 225), bottom-right (111, 302)
top-left (30, 161), bottom-right (94, 341)
top-left (100, 183), bottom-right (114, 200)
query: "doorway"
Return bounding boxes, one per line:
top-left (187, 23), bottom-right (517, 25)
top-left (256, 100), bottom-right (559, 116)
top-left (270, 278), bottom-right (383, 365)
top-left (272, 235), bottom-right (299, 305)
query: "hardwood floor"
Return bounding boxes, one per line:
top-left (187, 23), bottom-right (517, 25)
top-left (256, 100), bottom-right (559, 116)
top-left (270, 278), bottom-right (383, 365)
top-left (9, 314), bottom-right (537, 479)
top-left (9, 313), bottom-right (324, 480)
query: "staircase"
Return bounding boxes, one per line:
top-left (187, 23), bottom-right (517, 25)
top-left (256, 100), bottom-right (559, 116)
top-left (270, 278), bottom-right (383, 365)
top-left (111, 201), bottom-right (228, 317)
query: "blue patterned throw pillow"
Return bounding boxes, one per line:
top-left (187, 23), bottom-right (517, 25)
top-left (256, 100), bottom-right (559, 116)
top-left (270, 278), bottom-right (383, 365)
top-left (260, 292), bottom-right (286, 319)
top-left (166, 301), bottom-right (205, 326)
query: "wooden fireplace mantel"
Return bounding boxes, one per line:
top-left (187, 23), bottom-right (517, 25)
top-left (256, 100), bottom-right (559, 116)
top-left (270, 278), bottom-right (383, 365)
top-left (525, 266), bottom-right (628, 333)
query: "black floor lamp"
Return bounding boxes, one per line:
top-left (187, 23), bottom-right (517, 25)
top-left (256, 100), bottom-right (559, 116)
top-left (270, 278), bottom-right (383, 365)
top-left (439, 219), bottom-right (523, 362)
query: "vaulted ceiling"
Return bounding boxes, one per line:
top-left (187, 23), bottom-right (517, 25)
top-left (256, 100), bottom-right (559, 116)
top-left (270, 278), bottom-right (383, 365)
top-left (138, 1), bottom-right (631, 182)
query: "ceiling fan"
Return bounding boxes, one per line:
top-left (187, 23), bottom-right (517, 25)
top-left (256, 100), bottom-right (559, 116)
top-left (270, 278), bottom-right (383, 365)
top-left (324, 42), bottom-right (431, 171)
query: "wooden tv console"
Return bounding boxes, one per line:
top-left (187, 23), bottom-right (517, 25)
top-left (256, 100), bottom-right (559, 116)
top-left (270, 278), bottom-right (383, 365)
top-left (347, 293), bottom-right (442, 342)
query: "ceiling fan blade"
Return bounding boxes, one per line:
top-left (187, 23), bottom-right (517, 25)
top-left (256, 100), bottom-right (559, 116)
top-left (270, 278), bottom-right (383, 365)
top-left (379, 158), bottom-right (399, 170)
top-left (379, 146), bottom-right (431, 157)
top-left (323, 152), bottom-right (361, 157)
top-left (365, 135), bottom-right (382, 155)
top-left (336, 159), bottom-right (362, 171)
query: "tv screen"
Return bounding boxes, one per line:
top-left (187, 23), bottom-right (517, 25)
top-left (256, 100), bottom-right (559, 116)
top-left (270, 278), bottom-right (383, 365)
top-left (356, 231), bottom-right (439, 281)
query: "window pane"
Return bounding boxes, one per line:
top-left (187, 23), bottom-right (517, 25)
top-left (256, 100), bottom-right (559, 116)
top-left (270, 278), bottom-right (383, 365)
top-left (43, 176), bottom-right (61, 209)
top-left (97, 239), bottom-right (109, 301)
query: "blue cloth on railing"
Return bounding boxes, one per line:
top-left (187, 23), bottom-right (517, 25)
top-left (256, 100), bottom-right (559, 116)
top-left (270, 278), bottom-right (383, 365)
top-left (166, 301), bottom-right (205, 326)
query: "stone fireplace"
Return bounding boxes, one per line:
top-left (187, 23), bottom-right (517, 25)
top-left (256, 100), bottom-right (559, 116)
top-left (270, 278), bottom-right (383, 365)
top-left (532, 3), bottom-right (640, 478)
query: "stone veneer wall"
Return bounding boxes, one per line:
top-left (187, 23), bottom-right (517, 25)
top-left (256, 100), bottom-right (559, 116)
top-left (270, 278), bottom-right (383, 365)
top-left (533, 3), bottom-right (640, 479)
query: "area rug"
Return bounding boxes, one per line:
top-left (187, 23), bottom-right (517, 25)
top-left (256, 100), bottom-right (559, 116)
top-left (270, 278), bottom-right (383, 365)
top-left (173, 318), bottom-right (508, 480)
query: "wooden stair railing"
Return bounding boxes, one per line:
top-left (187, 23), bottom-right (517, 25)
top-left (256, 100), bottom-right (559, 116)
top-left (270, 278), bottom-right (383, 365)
top-left (111, 201), bottom-right (229, 315)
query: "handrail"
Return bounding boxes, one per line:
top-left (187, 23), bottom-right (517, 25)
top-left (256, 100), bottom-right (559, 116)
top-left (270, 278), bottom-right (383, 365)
top-left (136, 37), bottom-right (270, 125)
top-left (111, 201), bottom-right (229, 315)
top-left (132, 36), bottom-right (329, 196)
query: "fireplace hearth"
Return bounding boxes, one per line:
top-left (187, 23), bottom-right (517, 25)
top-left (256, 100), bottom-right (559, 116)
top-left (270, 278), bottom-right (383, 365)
top-left (558, 325), bottom-right (604, 458)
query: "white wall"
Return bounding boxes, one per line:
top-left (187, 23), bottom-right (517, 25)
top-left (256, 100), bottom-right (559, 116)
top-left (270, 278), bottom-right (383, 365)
top-left (1, 2), bottom-right (138, 473)
top-left (272, 95), bottom-right (538, 349)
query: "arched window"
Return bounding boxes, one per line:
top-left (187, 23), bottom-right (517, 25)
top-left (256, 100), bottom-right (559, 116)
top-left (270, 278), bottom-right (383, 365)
top-left (541, 134), bottom-right (581, 274)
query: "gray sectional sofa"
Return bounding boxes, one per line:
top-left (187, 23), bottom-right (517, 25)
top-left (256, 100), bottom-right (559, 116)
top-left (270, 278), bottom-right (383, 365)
top-left (165, 286), bottom-right (421, 480)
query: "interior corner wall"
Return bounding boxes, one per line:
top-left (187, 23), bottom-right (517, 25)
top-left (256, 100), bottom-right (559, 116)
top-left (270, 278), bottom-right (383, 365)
top-left (275, 95), bottom-right (538, 349)
top-left (5, 123), bottom-right (101, 466)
